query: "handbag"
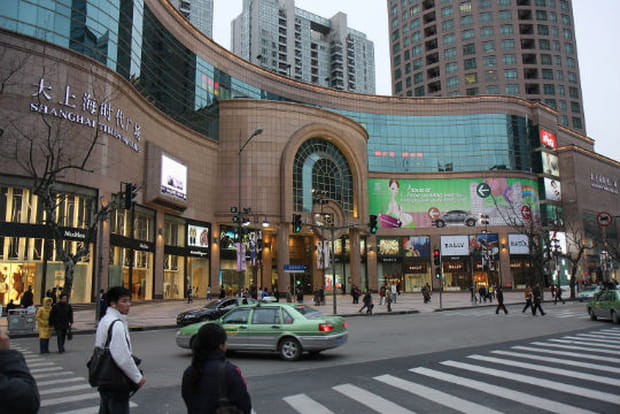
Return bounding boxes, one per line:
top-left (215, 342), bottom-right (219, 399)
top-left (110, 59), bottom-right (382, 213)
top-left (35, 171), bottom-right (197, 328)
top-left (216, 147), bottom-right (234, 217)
top-left (216, 362), bottom-right (243, 414)
top-left (87, 319), bottom-right (140, 392)
top-left (67, 326), bottom-right (73, 341)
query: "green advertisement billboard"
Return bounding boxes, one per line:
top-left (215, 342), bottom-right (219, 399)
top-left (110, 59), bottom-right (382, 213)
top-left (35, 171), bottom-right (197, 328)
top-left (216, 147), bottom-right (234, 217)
top-left (369, 177), bottom-right (540, 229)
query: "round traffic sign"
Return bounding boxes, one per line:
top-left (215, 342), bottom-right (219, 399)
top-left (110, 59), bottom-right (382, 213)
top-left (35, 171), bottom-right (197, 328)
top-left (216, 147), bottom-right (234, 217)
top-left (597, 211), bottom-right (613, 227)
top-left (428, 207), bottom-right (440, 220)
top-left (476, 183), bottom-right (492, 198)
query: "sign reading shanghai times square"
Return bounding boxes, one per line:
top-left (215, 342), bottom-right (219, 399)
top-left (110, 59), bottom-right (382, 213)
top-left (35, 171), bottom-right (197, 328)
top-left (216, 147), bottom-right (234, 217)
top-left (28, 78), bottom-right (142, 152)
top-left (368, 177), bottom-right (540, 229)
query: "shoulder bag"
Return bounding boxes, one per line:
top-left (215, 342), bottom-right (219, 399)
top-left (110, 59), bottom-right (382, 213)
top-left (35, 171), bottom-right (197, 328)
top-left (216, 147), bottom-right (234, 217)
top-left (87, 319), bottom-right (141, 392)
top-left (216, 362), bottom-right (243, 414)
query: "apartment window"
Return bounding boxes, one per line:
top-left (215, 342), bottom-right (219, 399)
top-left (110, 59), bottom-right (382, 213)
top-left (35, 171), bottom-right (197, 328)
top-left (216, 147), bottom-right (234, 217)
top-left (570, 102), bottom-right (580, 113)
top-left (412, 31), bottom-right (422, 42)
top-left (549, 13), bottom-right (557, 23)
top-left (444, 47), bottom-right (457, 59)
top-left (447, 76), bottom-right (459, 88)
top-left (501, 39), bottom-right (515, 50)
top-left (543, 84), bottom-right (555, 95)
top-left (559, 115), bottom-right (568, 126)
top-left (568, 72), bottom-right (577, 83)
top-left (562, 29), bottom-right (572, 40)
top-left (406, 77), bottom-right (412, 88)
top-left (482, 41), bottom-right (495, 53)
top-left (486, 85), bottom-right (499, 94)
top-left (555, 70), bottom-right (564, 81)
top-left (395, 68), bottom-right (402, 80)
top-left (559, 100), bottom-right (567, 110)
top-left (481, 26), bottom-right (494, 37)
top-left (539, 39), bottom-right (550, 50)
top-left (460, 1), bottom-right (472, 13)
top-left (466, 87), bottom-right (479, 96)
top-left (446, 62), bottom-right (458, 73)
top-left (500, 25), bottom-right (514, 35)
top-left (465, 73), bottom-right (478, 85)
top-left (443, 33), bottom-right (456, 45)
top-left (394, 55), bottom-right (401, 66)
top-left (462, 29), bottom-right (475, 40)
top-left (463, 43), bottom-right (476, 55)
top-left (480, 0), bottom-right (492, 8)
top-left (464, 58), bottom-right (477, 69)
top-left (484, 56), bottom-right (497, 66)
top-left (560, 0), bottom-right (569, 10)
top-left (536, 0), bottom-right (547, 6)
top-left (414, 72), bottom-right (424, 84)
top-left (535, 10), bottom-right (548, 21)
top-left (499, 11), bottom-right (512, 21)
top-left (461, 15), bottom-right (474, 27)
top-left (566, 57), bottom-right (576, 68)
top-left (503, 54), bottom-right (516, 64)
top-left (551, 26), bottom-right (558, 36)
top-left (504, 69), bottom-right (518, 80)
top-left (569, 87), bottom-right (579, 98)
top-left (442, 19), bottom-right (455, 31)
top-left (505, 84), bottom-right (520, 95)
top-left (415, 86), bottom-right (425, 96)
top-left (555, 55), bottom-right (562, 65)
top-left (480, 12), bottom-right (493, 23)
top-left (561, 14), bottom-right (570, 25)
top-left (395, 81), bottom-right (403, 93)
top-left (498, 0), bottom-right (511, 5)
top-left (413, 58), bottom-right (424, 69)
top-left (558, 85), bottom-right (565, 96)
top-left (544, 99), bottom-right (557, 109)
top-left (542, 69), bottom-right (554, 80)
top-left (485, 70), bottom-right (498, 81)
top-left (552, 40), bottom-right (560, 51)
top-left (411, 18), bottom-right (421, 29)
top-left (572, 117), bottom-right (583, 129)
top-left (413, 45), bottom-right (423, 56)
top-left (441, 6), bottom-right (454, 17)
top-left (540, 54), bottom-right (552, 65)
top-left (537, 25), bottom-right (549, 36)
top-left (405, 63), bottom-right (411, 74)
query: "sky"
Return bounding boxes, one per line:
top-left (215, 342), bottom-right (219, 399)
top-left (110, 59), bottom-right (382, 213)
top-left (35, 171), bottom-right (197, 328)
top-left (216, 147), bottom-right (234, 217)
top-left (211, 0), bottom-right (619, 163)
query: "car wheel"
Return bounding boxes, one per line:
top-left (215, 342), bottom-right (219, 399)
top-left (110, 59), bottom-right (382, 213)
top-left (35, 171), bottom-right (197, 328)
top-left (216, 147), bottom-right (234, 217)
top-left (465, 218), bottom-right (476, 227)
top-left (588, 308), bottom-right (597, 321)
top-left (279, 337), bottom-right (302, 361)
top-left (435, 220), bottom-right (446, 228)
top-left (612, 311), bottom-right (619, 324)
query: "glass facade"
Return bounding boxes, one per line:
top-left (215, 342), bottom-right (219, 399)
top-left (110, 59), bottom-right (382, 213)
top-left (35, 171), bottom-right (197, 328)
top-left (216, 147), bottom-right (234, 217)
top-left (1, 0), bottom-right (537, 175)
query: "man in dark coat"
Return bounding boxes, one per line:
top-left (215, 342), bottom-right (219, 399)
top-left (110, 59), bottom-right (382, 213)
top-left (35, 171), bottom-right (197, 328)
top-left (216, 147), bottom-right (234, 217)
top-left (532, 283), bottom-right (546, 316)
top-left (20, 285), bottom-right (34, 308)
top-left (495, 287), bottom-right (508, 314)
top-left (49, 293), bottom-right (73, 353)
top-left (0, 327), bottom-right (40, 413)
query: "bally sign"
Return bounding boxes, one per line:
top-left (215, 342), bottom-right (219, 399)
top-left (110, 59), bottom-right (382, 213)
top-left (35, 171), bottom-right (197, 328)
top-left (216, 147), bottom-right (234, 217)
top-left (508, 234), bottom-right (529, 255)
top-left (440, 235), bottom-right (469, 256)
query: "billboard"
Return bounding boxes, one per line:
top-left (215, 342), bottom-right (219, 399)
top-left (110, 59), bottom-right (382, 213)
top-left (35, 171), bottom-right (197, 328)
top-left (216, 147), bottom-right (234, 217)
top-left (161, 154), bottom-right (187, 201)
top-left (542, 152), bottom-right (560, 177)
top-left (440, 235), bottom-right (470, 256)
top-left (369, 177), bottom-right (540, 229)
top-left (543, 178), bottom-right (561, 201)
top-left (508, 234), bottom-right (530, 255)
top-left (187, 224), bottom-right (209, 248)
top-left (401, 236), bottom-right (431, 257)
top-left (540, 128), bottom-right (557, 149)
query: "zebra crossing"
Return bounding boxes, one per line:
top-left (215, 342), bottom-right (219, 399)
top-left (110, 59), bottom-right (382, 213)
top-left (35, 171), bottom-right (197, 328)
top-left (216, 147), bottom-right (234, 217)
top-left (431, 304), bottom-right (587, 319)
top-left (276, 327), bottom-right (620, 414)
top-left (13, 345), bottom-right (138, 414)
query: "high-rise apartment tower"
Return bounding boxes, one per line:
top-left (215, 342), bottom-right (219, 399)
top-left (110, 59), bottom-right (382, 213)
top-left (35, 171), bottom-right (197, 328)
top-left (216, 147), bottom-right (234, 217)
top-left (170, 0), bottom-right (214, 38)
top-left (232, 0), bottom-right (376, 94)
top-left (387, 0), bottom-right (585, 132)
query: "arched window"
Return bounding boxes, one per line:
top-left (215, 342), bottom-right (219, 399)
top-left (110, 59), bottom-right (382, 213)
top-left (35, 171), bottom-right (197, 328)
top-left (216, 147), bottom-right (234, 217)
top-left (293, 138), bottom-right (353, 215)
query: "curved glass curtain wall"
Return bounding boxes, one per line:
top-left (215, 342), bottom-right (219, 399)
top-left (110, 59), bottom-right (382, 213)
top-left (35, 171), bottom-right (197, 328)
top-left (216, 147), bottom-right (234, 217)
top-left (1, 0), bottom-right (533, 173)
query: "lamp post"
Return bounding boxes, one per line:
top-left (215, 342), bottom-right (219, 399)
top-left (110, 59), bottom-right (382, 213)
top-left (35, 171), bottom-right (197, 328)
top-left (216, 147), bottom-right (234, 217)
top-left (236, 128), bottom-right (263, 295)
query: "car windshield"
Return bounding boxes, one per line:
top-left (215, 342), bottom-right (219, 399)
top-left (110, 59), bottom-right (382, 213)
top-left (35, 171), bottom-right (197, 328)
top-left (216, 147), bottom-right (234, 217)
top-left (203, 300), bottom-right (221, 309)
top-left (293, 305), bottom-right (324, 319)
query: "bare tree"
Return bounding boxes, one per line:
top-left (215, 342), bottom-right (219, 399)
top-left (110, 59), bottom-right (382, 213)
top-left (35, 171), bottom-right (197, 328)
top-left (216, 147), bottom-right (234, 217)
top-left (562, 221), bottom-right (591, 299)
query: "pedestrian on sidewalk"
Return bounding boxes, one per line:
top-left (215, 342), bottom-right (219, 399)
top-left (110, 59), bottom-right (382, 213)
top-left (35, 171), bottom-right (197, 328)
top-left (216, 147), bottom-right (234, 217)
top-left (49, 293), bottom-right (73, 353)
top-left (379, 284), bottom-right (386, 305)
top-left (35, 297), bottom-right (53, 354)
top-left (522, 284), bottom-right (533, 313)
top-left (495, 287), bottom-right (508, 314)
top-left (554, 285), bottom-right (565, 305)
top-left (532, 283), bottom-right (546, 316)
top-left (390, 282), bottom-right (398, 304)
top-left (359, 290), bottom-right (373, 315)
top-left (187, 286), bottom-right (193, 304)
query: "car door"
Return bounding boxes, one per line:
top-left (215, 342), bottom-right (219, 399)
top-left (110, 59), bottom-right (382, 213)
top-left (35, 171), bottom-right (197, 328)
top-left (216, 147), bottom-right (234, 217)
top-left (593, 291), bottom-right (609, 318)
top-left (220, 308), bottom-right (251, 349)
top-left (245, 307), bottom-right (282, 350)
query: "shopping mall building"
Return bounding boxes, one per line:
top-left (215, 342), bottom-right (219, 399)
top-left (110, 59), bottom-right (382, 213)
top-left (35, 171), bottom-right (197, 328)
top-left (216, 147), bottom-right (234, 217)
top-left (0, 1), bottom-right (618, 305)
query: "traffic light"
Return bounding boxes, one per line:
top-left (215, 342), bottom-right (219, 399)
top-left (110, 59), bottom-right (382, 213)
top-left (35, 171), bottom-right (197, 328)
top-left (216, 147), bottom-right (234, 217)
top-left (369, 214), bottom-right (378, 234)
top-left (124, 182), bottom-right (137, 209)
top-left (292, 214), bottom-right (302, 233)
top-left (433, 249), bottom-right (441, 266)
top-left (435, 267), bottom-right (442, 279)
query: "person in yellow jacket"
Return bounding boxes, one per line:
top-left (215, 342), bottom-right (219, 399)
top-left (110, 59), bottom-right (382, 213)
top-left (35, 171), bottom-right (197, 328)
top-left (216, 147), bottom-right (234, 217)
top-left (35, 297), bottom-right (53, 354)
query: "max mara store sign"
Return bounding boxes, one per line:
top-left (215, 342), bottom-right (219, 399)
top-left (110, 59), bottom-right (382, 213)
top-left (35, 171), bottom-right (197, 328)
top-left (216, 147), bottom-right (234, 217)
top-left (28, 78), bottom-right (142, 152)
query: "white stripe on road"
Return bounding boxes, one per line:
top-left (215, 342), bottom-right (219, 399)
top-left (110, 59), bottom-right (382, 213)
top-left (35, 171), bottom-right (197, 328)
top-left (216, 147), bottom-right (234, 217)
top-left (548, 338), bottom-right (620, 349)
top-left (25, 362), bottom-right (55, 368)
top-left (512, 345), bottom-right (620, 363)
top-left (491, 350), bottom-right (620, 373)
top-left (55, 401), bottom-right (138, 414)
top-left (32, 371), bottom-right (74, 380)
top-left (440, 360), bottom-right (620, 405)
top-left (530, 341), bottom-right (620, 355)
top-left (36, 377), bottom-right (84, 387)
top-left (562, 335), bottom-right (620, 344)
top-left (41, 392), bottom-right (100, 407)
top-left (333, 384), bottom-right (416, 414)
top-left (599, 329), bottom-right (620, 336)
top-left (30, 366), bottom-right (64, 373)
top-left (466, 354), bottom-right (620, 386)
top-left (575, 333), bottom-right (620, 340)
top-left (39, 383), bottom-right (93, 395)
top-left (411, 367), bottom-right (597, 414)
top-left (374, 374), bottom-right (501, 414)
top-left (283, 394), bottom-right (334, 414)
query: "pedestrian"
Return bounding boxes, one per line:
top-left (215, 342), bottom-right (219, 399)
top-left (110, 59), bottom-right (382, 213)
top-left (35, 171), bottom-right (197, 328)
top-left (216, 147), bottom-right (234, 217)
top-left (351, 285), bottom-right (359, 304)
top-left (35, 297), bottom-right (53, 354)
top-left (554, 285), bottom-right (565, 305)
top-left (487, 285), bottom-right (494, 303)
top-left (522, 284), bottom-right (533, 313)
top-left (0, 327), bottom-right (40, 413)
top-left (95, 286), bottom-right (145, 413)
top-left (532, 283), bottom-right (546, 316)
top-left (219, 286), bottom-right (226, 299)
top-left (98, 289), bottom-right (107, 321)
top-left (379, 284), bottom-right (386, 305)
top-left (187, 286), bottom-right (193, 304)
top-left (21, 285), bottom-right (34, 308)
top-left (495, 287), bottom-right (508, 314)
top-left (359, 290), bottom-right (373, 315)
top-left (390, 282), bottom-right (398, 304)
top-left (479, 285), bottom-right (487, 303)
top-left (182, 323), bottom-right (251, 413)
top-left (296, 288), bottom-right (304, 303)
top-left (49, 293), bottom-right (73, 353)
top-left (387, 291), bottom-right (393, 312)
top-left (207, 286), bottom-right (212, 300)
top-left (319, 287), bottom-right (325, 305)
top-left (313, 288), bottom-right (321, 306)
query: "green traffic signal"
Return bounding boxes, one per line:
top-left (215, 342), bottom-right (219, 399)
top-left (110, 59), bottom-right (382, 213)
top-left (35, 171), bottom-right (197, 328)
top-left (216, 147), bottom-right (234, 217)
top-left (369, 214), bottom-right (378, 234)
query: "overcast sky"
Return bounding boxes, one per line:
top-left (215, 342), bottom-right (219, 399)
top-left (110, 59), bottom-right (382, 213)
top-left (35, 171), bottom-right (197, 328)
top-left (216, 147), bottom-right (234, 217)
top-left (211, 0), bottom-right (619, 163)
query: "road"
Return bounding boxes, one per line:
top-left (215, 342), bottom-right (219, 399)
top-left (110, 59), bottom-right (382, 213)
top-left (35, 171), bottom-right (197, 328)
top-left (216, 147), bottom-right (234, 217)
top-left (10, 302), bottom-right (620, 413)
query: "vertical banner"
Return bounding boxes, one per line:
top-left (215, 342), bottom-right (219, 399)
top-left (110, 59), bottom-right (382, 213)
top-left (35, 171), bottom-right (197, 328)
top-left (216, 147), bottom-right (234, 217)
top-left (236, 242), bottom-right (246, 271)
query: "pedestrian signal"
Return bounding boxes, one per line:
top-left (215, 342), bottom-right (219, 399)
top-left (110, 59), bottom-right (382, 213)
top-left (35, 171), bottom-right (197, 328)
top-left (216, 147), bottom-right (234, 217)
top-left (292, 214), bottom-right (302, 233)
top-left (369, 214), bottom-right (378, 234)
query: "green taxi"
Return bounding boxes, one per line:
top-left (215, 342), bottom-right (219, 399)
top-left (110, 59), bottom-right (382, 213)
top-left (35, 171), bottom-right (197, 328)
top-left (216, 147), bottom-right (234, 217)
top-left (587, 289), bottom-right (620, 324)
top-left (176, 302), bottom-right (348, 360)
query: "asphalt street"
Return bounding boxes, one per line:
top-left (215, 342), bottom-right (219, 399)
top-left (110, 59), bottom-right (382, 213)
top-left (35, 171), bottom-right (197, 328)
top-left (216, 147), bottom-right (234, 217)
top-left (7, 301), bottom-right (619, 414)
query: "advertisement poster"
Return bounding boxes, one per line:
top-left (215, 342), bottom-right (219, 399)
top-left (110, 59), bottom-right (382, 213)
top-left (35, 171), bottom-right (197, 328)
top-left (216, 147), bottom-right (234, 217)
top-left (542, 152), bottom-right (560, 177)
top-left (469, 233), bottom-right (499, 255)
top-left (401, 236), bottom-right (430, 257)
top-left (369, 177), bottom-right (540, 229)
top-left (161, 154), bottom-right (187, 201)
top-left (508, 234), bottom-right (530, 255)
top-left (378, 239), bottom-right (400, 256)
top-left (543, 177), bottom-right (561, 201)
top-left (440, 235), bottom-right (470, 256)
top-left (187, 224), bottom-right (209, 248)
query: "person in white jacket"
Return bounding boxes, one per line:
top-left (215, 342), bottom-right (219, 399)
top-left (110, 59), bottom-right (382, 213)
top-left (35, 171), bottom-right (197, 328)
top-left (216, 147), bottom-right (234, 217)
top-left (95, 286), bottom-right (145, 413)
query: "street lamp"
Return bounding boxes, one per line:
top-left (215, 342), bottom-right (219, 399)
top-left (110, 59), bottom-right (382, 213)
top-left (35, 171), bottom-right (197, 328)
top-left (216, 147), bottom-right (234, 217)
top-left (235, 128), bottom-right (263, 296)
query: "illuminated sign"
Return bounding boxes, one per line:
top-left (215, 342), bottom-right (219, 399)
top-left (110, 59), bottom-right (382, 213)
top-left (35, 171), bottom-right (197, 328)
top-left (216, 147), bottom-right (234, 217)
top-left (440, 235), bottom-right (469, 256)
top-left (187, 224), bottom-right (209, 248)
top-left (539, 128), bottom-right (557, 149)
top-left (542, 152), bottom-right (560, 177)
top-left (508, 234), bottom-right (530, 255)
top-left (543, 178), bottom-right (561, 201)
top-left (161, 154), bottom-right (187, 201)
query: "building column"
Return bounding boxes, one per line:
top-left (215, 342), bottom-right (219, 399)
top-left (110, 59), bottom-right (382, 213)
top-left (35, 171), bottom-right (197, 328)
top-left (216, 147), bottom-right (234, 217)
top-left (349, 228), bottom-right (361, 289)
top-left (277, 224), bottom-right (290, 298)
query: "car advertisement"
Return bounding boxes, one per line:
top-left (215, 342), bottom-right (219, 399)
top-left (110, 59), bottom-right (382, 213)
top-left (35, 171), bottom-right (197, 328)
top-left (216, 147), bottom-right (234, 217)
top-left (369, 177), bottom-right (540, 229)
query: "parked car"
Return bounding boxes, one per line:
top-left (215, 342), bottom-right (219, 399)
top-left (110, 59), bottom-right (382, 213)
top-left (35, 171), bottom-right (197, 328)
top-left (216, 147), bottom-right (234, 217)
top-left (577, 285), bottom-right (602, 302)
top-left (176, 302), bottom-right (348, 361)
top-left (434, 210), bottom-right (478, 228)
top-left (176, 297), bottom-right (257, 326)
top-left (587, 289), bottom-right (620, 324)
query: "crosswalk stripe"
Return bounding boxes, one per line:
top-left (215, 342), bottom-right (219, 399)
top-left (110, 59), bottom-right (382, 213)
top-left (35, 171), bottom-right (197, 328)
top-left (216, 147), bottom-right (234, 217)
top-left (374, 374), bottom-right (502, 414)
top-left (440, 360), bottom-right (620, 404)
top-left (575, 333), bottom-right (620, 340)
top-left (37, 377), bottom-right (84, 387)
top-left (410, 367), bottom-right (597, 414)
top-left (548, 338), bottom-right (620, 349)
top-left (283, 393), bottom-right (334, 414)
top-left (39, 383), bottom-right (93, 395)
top-left (333, 384), bottom-right (416, 414)
top-left (562, 335), bottom-right (620, 344)
top-left (40, 392), bottom-right (101, 407)
top-left (30, 366), bottom-right (65, 373)
top-left (56, 401), bottom-right (138, 414)
top-left (512, 345), bottom-right (620, 363)
top-left (27, 362), bottom-right (56, 368)
top-left (598, 330), bottom-right (620, 336)
top-left (32, 371), bottom-right (74, 380)
top-left (530, 341), bottom-right (620, 355)
top-left (490, 350), bottom-right (620, 373)
top-left (466, 354), bottom-right (620, 386)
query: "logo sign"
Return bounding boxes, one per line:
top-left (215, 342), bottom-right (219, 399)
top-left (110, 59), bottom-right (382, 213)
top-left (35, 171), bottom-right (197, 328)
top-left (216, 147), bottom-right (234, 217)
top-left (284, 264), bottom-right (306, 273)
top-left (508, 234), bottom-right (530, 255)
top-left (521, 205), bottom-right (532, 221)
top-left (440, 235), bottom-right (469, 256)
top-left (476, 183), bottom-right (491, 198)
top-left (597, 211), bottom-right (613, 227)
top-left (540, 128), bottom-right (557, 149)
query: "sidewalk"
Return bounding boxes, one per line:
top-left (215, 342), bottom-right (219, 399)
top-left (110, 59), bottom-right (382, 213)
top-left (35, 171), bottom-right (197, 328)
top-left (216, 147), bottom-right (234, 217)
top-left (2, 291), bottom-right (547, 338)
